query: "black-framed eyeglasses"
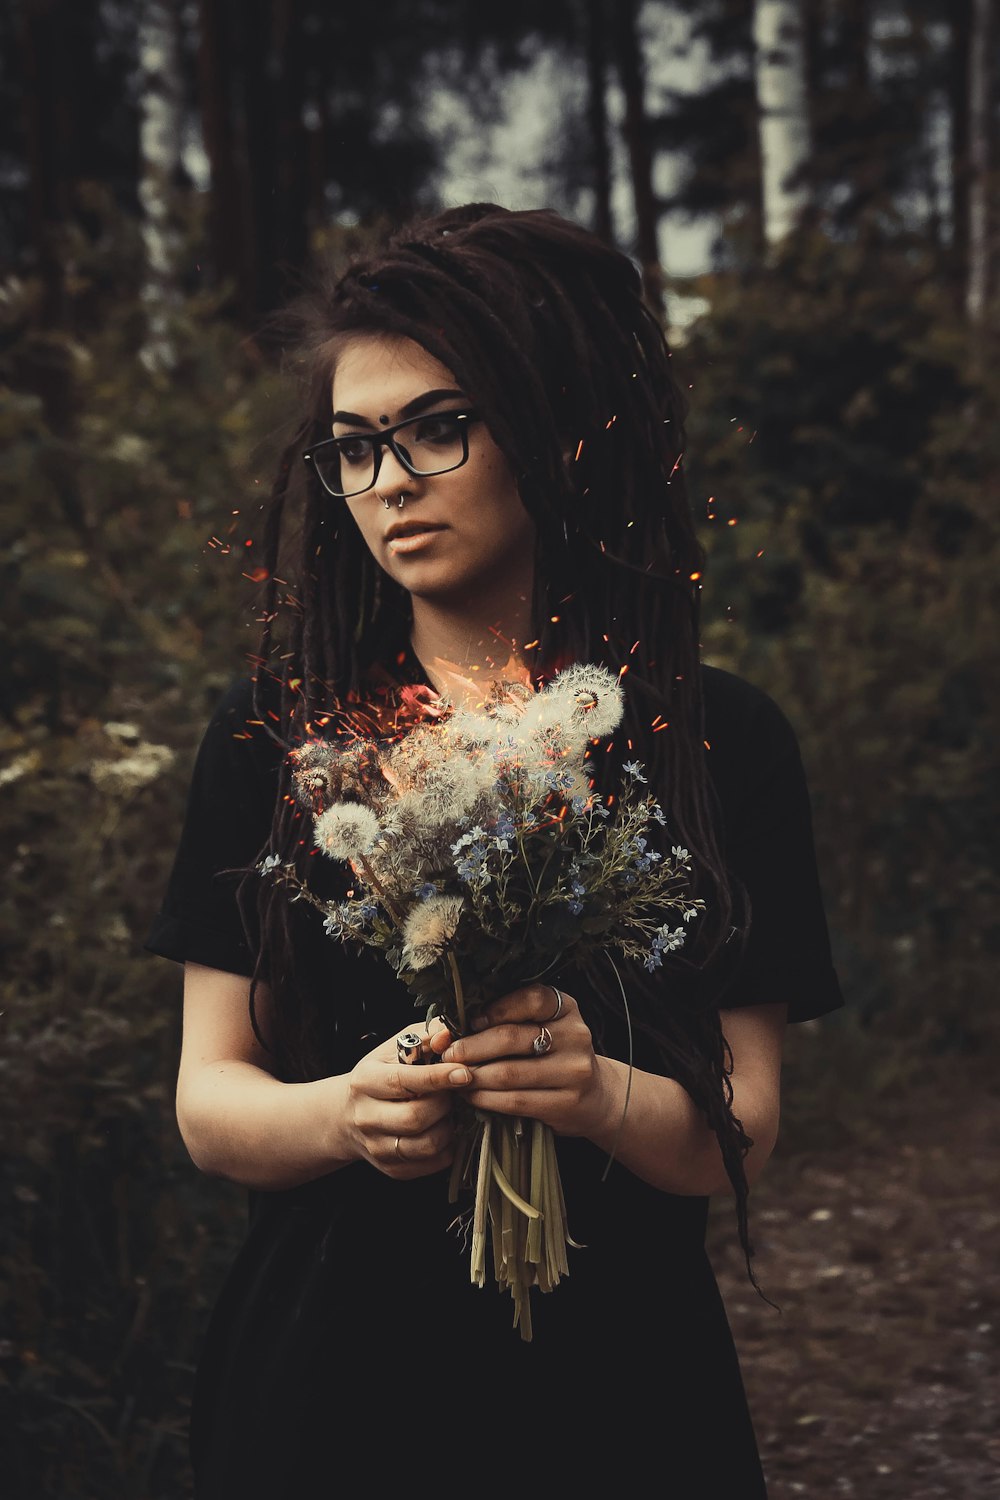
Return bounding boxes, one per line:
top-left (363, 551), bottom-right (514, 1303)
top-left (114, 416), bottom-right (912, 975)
top-left (303, 410), bottom-right (479, 499)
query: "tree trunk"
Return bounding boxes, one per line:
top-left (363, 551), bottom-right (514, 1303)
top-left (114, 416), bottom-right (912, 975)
top-left (138, 0), bottom-right (185, 370)
top-left (197, 0), bottom-right (251, 316)
top-left (584, 0), bottom-right (613, 244)
top-left (612, 0), bottom-right (665, 318)
top-left (753, 0), bottom-right (812, 247)
top-left (16, 0), bottom-right (102, 325)
top-left (948, 1), bottom-right (972, 307)
top-left (965, 0), bottom-right (992, 324)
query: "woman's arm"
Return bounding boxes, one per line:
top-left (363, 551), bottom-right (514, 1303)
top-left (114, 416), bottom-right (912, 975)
top-left (175, 962), bottom-right (471, 1192)
top-left (582, 1003), bottom-right (786, 1195)
top-left (438, 989), bottom-right (786, 1197)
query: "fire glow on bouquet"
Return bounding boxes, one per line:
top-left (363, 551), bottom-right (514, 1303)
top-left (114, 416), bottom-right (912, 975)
top-left (261, 664), bottom-right (704, 1339)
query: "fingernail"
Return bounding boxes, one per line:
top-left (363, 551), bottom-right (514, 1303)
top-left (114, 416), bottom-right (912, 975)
top-left (449, 1067), bottom-right (471, 1085)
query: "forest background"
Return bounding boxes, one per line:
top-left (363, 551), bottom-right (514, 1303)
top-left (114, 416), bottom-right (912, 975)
top-left (1, 1), bottom-right (998, 1496)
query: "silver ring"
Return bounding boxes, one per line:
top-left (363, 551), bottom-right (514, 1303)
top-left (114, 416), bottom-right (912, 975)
top-left (544, 986), bottom-right (564, 1023)
top-left (532, 1025), bottom-right (553, 1056)
top-left (393, 1135), bottom-right (402, 1159)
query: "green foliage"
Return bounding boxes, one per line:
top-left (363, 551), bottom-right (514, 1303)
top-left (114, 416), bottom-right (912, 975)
top-left (674, 231), bottom-right (1000, 1062)
top-left (4, 210), bottom-right (998, 1492)
top-left (1, 202), bottom-right (288, 1496)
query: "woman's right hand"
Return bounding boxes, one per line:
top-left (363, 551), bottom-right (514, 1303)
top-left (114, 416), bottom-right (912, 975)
top-left (340, 1025), bottom-right (472, 1179)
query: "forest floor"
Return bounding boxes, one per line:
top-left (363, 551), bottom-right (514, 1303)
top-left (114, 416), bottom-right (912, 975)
top-left (707, 1071), bottom-right (1000, 1500)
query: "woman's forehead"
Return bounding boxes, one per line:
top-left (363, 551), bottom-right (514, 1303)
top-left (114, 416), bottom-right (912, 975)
top-left (330, 334), bottom-right (459, 411)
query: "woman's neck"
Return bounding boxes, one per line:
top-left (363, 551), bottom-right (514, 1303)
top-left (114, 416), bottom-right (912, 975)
top-left (409, 594), bottom-right (535, 708)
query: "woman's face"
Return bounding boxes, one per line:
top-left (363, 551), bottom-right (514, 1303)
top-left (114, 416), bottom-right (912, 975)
top-left (329, 335), bottom-right (536, 611)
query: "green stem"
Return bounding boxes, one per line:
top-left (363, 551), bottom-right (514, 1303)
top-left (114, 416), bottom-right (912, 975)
top-left (446, 949), bottom-right (466, 1033)
top-left (354, 854), bottom-right (405, 925)
top-left (490, 1147), bottom-right (542, 1220)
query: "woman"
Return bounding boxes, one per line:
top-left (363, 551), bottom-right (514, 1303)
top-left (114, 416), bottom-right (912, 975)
top-left (148, 204), bottom-right (842, 1497)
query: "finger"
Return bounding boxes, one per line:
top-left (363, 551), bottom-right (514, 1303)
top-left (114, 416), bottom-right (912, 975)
top-left (444, 1022), bottom-right (549, 1066)
top-left (474, 985), bottom-right (576, 1030)
top-left (378, 1061), bottom-right (472, 1100)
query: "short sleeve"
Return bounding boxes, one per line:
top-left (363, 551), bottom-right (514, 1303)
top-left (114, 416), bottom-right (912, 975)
top-left (145, 678), bottom-right (283, 977)
top-left (703, 668), bottom-right (843, 1023)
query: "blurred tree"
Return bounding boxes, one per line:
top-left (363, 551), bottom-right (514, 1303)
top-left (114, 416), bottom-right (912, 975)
top-left (965, 0), bottom-right (993, 324)
top-left (583, 0), bottom-right (614, 241)
top-left (139, 0), bottom-right (186, 371)
top-left (614, 0), bottom-right (667, 313)
top-left (752, 0), bottom-right (811, 247)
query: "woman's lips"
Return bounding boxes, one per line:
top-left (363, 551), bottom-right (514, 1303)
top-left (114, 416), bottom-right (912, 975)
top-left (386, 524), bottom-right (447, 554)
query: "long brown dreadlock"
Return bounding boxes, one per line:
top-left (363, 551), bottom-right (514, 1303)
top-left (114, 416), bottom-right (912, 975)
top-left (243, 203), bottom-right (760, 1285)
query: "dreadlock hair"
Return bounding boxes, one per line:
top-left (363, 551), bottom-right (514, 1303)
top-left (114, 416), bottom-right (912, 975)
top-left (243, 203), bottom-right (760, 1287)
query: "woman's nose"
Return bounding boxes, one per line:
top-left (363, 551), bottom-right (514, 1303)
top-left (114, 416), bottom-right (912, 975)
top-left (374, 443), bottom-right (420, 500)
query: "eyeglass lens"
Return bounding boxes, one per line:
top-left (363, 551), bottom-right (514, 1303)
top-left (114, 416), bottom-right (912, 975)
top-left (312, 412), bottom-right (470, 498)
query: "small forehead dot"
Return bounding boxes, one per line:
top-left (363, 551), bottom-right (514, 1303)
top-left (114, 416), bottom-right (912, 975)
top-left (378, 414), bottom-right (390, 426)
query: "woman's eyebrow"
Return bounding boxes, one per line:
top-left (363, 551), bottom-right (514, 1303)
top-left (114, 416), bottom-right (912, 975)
top-left (331, 387), bottom-right (467, 426)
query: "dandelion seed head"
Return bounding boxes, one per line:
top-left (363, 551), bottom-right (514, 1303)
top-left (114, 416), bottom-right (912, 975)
top-left (402, 894), bottom-right (466, 969)
top-left (314, 803), bottom-right (381, 860)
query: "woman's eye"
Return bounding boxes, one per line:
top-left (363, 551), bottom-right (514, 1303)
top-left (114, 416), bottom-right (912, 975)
top-left (414, 414), bottom-right (460, 443)
top-left (337, 437), bottom-right (372, 465)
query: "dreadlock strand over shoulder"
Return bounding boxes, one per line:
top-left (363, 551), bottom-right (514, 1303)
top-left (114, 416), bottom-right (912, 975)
top-left (241, 203), bottom-right (755, 1269)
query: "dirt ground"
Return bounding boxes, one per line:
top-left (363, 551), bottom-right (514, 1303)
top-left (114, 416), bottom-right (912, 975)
top-left (707, 1081), bottom-right (1000, 1499)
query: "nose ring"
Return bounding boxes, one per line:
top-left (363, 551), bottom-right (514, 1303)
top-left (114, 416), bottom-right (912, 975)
top-left (381, 493), bottom-right (408, 510)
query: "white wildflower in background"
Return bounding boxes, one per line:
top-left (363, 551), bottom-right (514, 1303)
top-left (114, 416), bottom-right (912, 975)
top-left (103, 721), bottom-right (141, 744)
top-left (314, 803), bottom-right (381, 859)
top-left (90, 742), bottom-right (174, 793)
top-left (0, 750), bottom-right (41, 790)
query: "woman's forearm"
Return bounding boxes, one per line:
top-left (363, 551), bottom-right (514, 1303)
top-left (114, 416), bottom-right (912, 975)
top-left (176, 1060), bottom-right (355, 1191)
top-left (584, 1056), bottom-right (779, 1197)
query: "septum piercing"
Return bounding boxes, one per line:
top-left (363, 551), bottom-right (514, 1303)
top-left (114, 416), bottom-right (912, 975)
top-left (381, 494), bottom-right (407, 509)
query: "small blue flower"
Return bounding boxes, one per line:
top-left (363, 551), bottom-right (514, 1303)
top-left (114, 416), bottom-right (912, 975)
top-left (415, 883), bottom-right (438, 901)
top-left (571, 795), bottom-right (587, 814)
top-left (568, 899), bottom-right (584, 915)
top-left (622, 760), bottom-right (648, 783)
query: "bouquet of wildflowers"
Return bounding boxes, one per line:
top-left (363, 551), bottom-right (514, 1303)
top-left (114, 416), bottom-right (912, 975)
top-left (262, 664), bottom-right (703, 1338)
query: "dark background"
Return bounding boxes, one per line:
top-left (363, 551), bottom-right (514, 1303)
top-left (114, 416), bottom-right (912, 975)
top-left (1, 2), bottom-right (998, 1495)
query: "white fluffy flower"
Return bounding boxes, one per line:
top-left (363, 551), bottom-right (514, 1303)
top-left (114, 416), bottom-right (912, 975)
top-left (314, 803), bottom-right (381, 860)
top-left (401, 893), bottom-right (465, 970)
top-left (520, 664), bottom-right (624, 746)
top-left (395, 755), bottom-right (491, 830)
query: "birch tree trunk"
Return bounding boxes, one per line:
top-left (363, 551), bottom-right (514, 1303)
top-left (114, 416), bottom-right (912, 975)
top-left (613, 0), bottom-right (666, 320)
top-left (753, 0), bottom-right (811, 247)
top-left (138, 0), bottom-right (185, 371)
top-left (965, 0), bottom-right (992, 324)
top-left (584, 0), bottom-right (613, 243)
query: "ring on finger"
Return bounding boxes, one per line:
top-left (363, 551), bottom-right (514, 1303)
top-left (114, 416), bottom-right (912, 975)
top-left (393, 1135), bottom-right (403, 1160)
top-left (543, 986), bottom-right (564, 1023)
top-left (532, 1025), bottom-right (553, 1056)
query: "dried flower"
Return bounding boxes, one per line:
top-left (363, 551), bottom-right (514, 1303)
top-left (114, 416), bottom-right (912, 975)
top-left (402, 893), bottom-right (466, 970)
top-left (314, 803), bottom-right (381, 859)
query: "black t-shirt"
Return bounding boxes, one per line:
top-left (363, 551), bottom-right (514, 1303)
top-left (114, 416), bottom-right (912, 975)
top-left (145, 663), bottom-right (842, 1497)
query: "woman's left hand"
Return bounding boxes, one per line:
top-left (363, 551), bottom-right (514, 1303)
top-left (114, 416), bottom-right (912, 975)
top-left (429, 985), bottom-right (613, 1139)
